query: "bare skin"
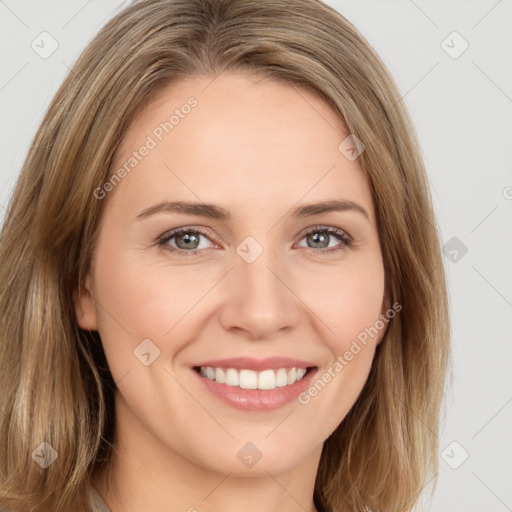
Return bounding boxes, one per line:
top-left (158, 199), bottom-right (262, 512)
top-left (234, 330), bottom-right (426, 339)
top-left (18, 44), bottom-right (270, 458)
top-left (75, 71), bottom-right (388, 512)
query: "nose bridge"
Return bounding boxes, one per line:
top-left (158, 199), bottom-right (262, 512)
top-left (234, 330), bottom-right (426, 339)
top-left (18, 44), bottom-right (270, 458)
top-left (240, 245), bottom-right (283, 301)
top-left (219, 237), bottom-right (300, 338)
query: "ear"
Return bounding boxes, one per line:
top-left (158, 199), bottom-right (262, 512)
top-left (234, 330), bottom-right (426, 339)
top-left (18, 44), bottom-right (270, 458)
top-left (73, 274), bottom-right (98, 331)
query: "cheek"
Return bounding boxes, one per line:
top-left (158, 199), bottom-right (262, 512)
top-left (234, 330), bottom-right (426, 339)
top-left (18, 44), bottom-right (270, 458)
top-left (298, 257), bottom-right (385, 345)
top-left (296, 262), bottom-right (385, 416)
top-left (92, 247), bottom-right (223, 358)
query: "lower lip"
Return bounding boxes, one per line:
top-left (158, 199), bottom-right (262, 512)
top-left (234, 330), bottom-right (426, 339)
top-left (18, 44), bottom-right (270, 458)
top-left (191, 367), bottom-right (318, 411)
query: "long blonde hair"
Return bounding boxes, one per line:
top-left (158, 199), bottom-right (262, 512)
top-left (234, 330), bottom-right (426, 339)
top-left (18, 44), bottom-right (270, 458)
top-left (0, 1), bottom-right (450, 510)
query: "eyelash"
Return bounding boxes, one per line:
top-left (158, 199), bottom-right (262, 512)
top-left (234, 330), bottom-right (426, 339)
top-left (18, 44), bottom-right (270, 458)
top-left (157, 225), bottom-right (353, 258)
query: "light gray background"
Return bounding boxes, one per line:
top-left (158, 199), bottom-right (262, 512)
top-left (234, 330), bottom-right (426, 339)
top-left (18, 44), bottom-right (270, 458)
top-left (1, 1), bottom-right (511, 511)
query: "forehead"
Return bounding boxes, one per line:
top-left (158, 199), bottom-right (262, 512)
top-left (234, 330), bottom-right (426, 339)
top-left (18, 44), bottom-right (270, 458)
top-left (107, 71), bottom-right (375, 224)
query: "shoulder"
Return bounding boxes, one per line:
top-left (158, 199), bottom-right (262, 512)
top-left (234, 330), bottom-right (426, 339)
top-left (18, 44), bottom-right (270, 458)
top-left (89, 485), bottom-right (112, 512)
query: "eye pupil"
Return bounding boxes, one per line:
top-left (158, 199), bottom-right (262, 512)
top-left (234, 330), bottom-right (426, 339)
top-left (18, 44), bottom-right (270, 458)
top-left (308, 231), bottom-right (329, 249)
top-left (176, 232), bottom-right (200, 250)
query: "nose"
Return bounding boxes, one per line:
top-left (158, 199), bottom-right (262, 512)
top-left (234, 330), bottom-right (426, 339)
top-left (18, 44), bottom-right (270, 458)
top-left (218, 245), bottom-right (301, 340)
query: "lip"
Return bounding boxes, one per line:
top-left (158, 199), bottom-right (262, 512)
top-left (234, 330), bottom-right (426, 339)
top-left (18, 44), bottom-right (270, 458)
top-left (191, 363), bottom-right (318, 412)
top-left (192, 356), bottom-right (317, 372)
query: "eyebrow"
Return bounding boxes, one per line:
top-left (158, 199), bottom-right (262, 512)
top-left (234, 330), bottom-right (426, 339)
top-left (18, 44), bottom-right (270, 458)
top-left (136, 199), bottom-right (370, 222)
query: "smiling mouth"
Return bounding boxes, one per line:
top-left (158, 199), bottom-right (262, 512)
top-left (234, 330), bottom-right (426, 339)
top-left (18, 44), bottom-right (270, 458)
top-left (192, 365), bottom-right (316, 390)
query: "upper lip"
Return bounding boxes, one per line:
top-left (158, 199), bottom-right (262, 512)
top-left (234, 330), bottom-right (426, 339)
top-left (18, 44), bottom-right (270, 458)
top-left (193, 357), bottom-right (317, 372)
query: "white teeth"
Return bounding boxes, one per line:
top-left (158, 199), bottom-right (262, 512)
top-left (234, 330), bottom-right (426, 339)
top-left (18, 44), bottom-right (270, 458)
top-left (275, 368), bottom-right (288, 387)
top-left (225, 368), bottom-right (239, 387)
top-left (239, 369), bottom-right (258, 389)
top-left (215, 367), bottom-right (225, 384)
top-left (258, 369), bottom-right (275, 390)
top-left (198, 366), bottom-right (310, 390)
top-left (297, 368), bottom-right (307, 380)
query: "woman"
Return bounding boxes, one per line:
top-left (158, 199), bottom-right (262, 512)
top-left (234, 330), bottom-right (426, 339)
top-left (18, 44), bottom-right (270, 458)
top-left (0, 0), bottom-right (450, 511)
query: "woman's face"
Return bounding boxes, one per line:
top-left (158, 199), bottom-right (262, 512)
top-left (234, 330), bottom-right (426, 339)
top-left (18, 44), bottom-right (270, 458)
top-left (75, 71), bottom-right (387, 477)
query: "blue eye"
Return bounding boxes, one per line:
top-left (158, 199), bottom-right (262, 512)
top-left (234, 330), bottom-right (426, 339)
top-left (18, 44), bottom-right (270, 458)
top-left (157, 227), bottom-right (214, 256)
top-left (157, 225), bottom-right (353, 257)
top-left (296, 226), bottom-right (353, 254)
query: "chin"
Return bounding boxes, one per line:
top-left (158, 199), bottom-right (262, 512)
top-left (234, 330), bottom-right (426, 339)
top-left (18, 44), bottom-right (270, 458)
top-left (186, 439), bottom-right (309, 477)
